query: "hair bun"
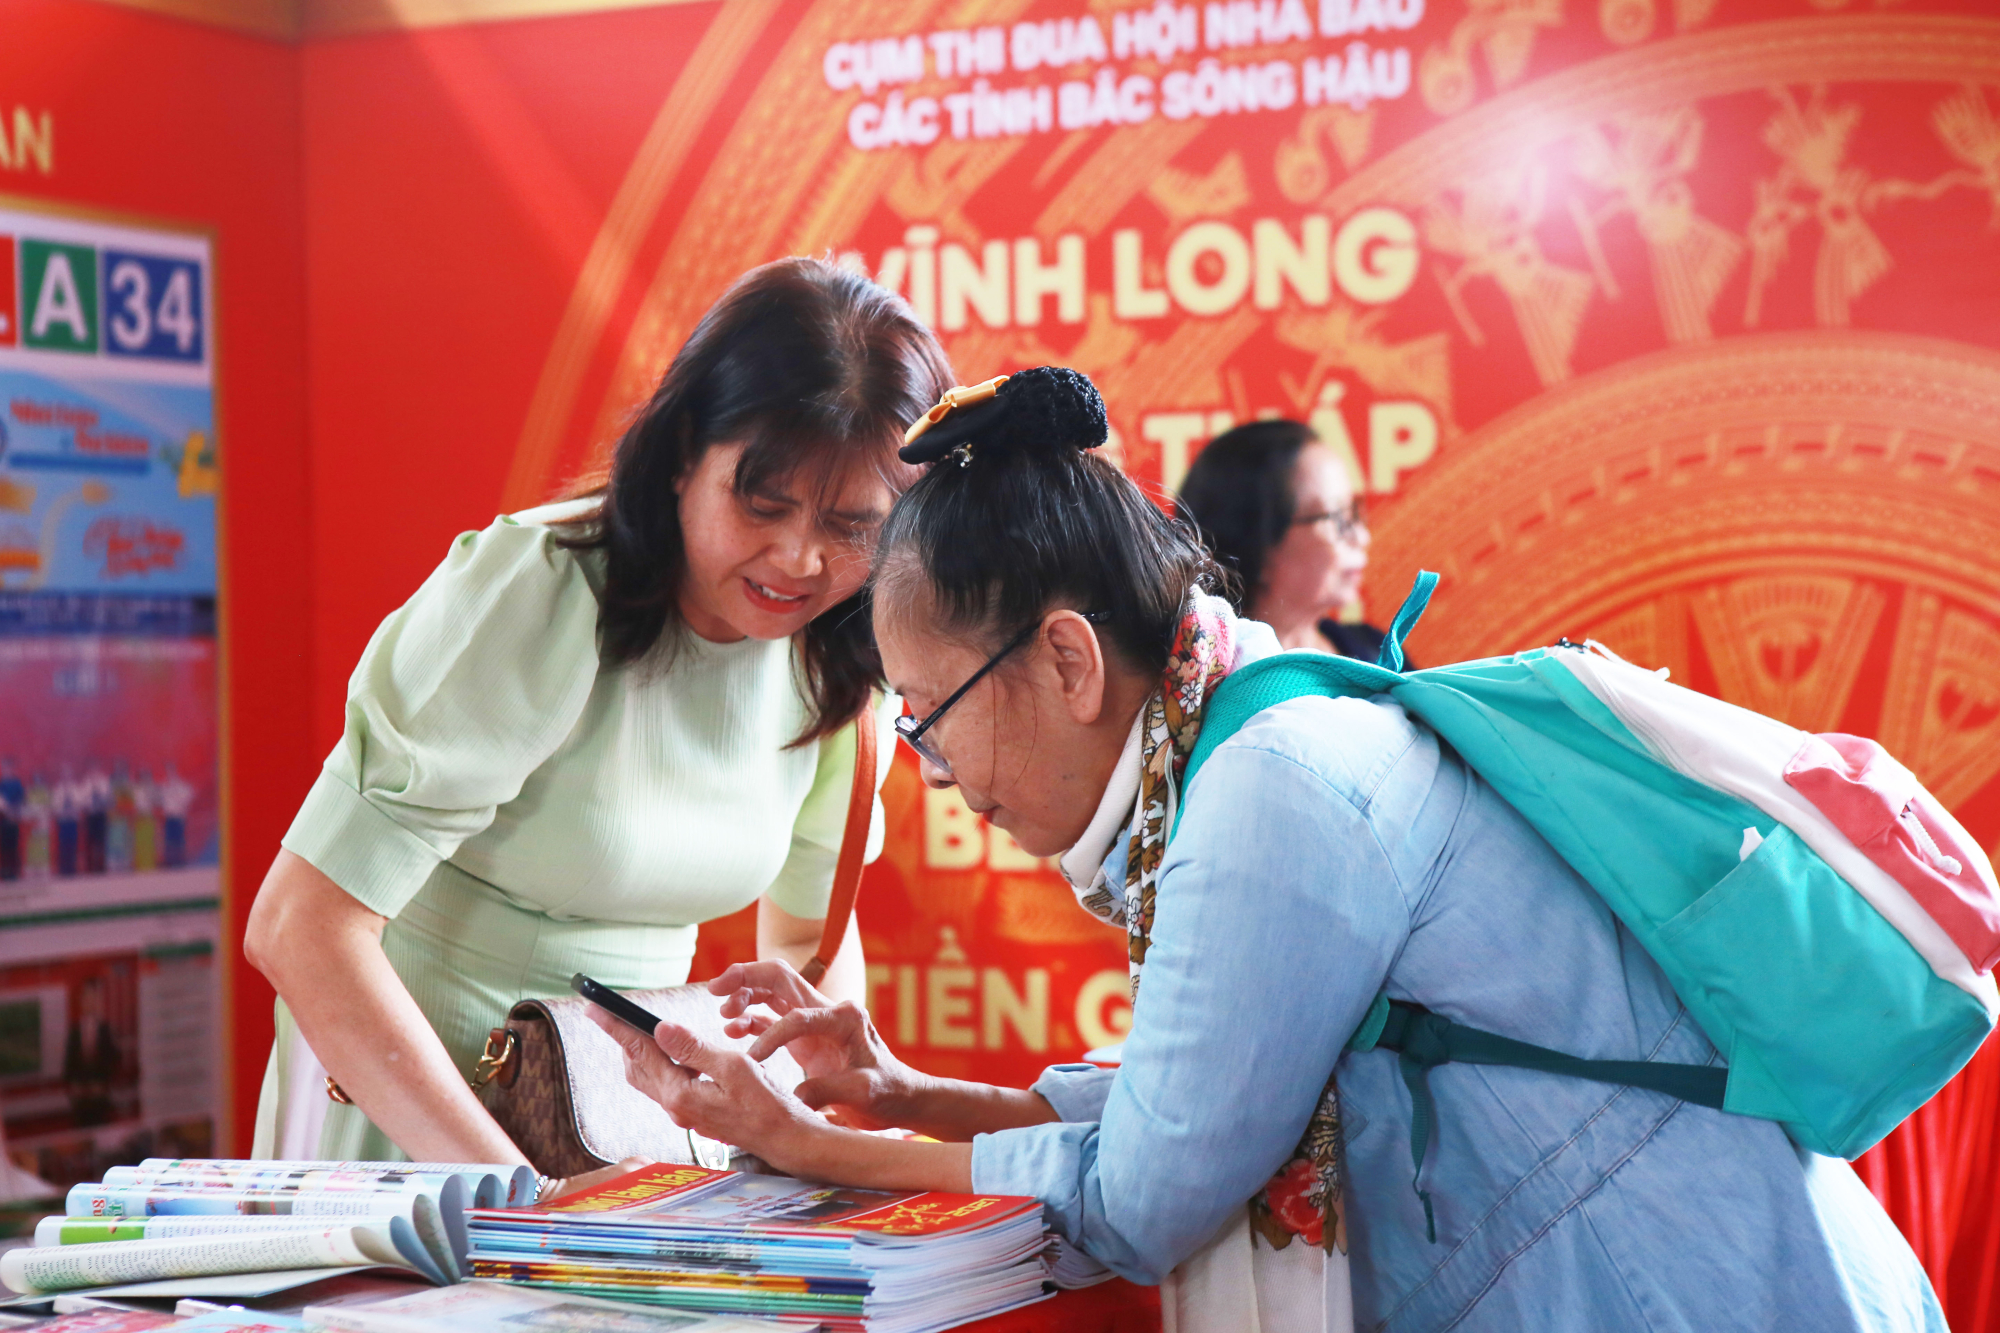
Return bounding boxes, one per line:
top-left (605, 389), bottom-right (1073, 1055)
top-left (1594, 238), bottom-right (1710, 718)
top-left (899, 366), bottom-right (1108, 466)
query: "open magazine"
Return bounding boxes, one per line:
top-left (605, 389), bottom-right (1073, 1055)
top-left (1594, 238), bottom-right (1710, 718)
top-left (1, 1225), bottom-right (417, 1297)
top-left (127, 1159), bottom-right (539, 1207)
top-left (468, 1163), bottom-right (1052, 1333)
top-left (4, 1160), bottom-right (523, 1295)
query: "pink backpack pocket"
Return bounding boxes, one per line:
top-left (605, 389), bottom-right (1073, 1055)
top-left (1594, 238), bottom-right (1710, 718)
top-left (1784, 733), bottom-right (2000, 974)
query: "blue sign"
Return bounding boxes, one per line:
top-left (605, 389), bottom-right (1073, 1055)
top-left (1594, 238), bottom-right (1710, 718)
top-left (0, 369), bottom-right (216, 593)
top-left (99, 249), bottom-right (204, 364)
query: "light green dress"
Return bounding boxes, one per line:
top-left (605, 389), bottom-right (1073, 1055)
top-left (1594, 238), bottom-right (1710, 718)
top-left (251, 502), bottom-right (889, 1162)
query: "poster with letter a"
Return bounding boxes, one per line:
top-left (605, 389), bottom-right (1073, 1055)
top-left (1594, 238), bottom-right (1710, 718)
top-left (0, 198), bottom-right (220, 1190)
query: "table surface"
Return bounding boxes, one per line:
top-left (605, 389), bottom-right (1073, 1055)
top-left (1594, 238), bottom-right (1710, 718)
top-left (955, 1279), bottom-right (1161, 1333)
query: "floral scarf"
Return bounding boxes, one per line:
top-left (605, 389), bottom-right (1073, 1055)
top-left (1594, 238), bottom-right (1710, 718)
top-left (1069, 591), bottom-right (1350, 1255)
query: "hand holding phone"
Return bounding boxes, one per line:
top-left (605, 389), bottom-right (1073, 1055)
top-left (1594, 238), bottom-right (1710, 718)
top-left (572, 973), bottom-right (670, 1051)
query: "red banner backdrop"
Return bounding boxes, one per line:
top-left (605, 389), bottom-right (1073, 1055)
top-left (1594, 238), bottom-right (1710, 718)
top-left (299, 0), bottom-right (2000, 1324)
top-left (9, 1), bottom-right (1993, 1318)
top-left (593, 3), bottom-right (2000, 1323)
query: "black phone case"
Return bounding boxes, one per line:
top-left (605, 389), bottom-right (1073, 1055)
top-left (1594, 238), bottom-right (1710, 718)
top-left (571, 972), bottom-right (665, 1036)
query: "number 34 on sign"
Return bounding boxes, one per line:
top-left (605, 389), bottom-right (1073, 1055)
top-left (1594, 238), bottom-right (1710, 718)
top-left (0, 230), bottom-right (204, 364)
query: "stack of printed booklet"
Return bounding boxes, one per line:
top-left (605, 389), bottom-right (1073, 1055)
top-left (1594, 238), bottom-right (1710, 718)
top-left (0, 1284), bottom-right (795, 1332)
top-left (0, 1159), bottom-right (1065, 1332)
top-left (467, 1163), bottom-right (1054, 1332)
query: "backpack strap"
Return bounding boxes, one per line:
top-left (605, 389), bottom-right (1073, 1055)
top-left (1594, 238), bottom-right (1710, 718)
top-left (1376, 569), bottom-right (1438, 673)
top-left (1180, 570), bottom-right (1441, 807)
top-left (1351, 997), bottom-right (1728, 1241)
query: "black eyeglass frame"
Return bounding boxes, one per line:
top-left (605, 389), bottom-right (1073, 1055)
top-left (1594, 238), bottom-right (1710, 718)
top-left (1291, 496), bottom-right (1368, 543)
top-left (895, 611), bottom-right (1108, 773)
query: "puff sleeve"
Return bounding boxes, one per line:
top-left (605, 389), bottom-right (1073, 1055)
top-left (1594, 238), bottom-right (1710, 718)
top-left (761, 695), bottom-right (897, 920)
top-left (281, 517), bottom-right (602, 918)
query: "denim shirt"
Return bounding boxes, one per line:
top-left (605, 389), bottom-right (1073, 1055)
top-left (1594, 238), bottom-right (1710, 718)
top-left (970, 695), bottom-right (1944, 1332)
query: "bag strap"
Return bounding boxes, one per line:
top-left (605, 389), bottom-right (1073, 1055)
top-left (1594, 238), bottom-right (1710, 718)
top-left (1355, 998), bottom-right (1728, 1241)
top-left (799, 706), bottom-right (879, 987)
top-left (1376, 569), bottom-right (1437, 673)
top-left (1178, 570), bottom-right (1441, 815)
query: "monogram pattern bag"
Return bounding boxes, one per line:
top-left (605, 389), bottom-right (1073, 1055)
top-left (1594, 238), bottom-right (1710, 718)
top-left (474, 984), bottom-right (806, 1176)
top-left (471, 712), bottom-right (879, 1178)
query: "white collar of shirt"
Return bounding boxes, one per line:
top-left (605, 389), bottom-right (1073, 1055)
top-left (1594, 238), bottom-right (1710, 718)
top-left (1057, 613), bottom-right (1282, 892)
top-left (1059, 710), bottom-right (1145, 893)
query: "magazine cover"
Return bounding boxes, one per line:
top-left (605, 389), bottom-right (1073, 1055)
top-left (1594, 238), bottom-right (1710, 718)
top-left (505, 1165), bottom-right (1041, 1239)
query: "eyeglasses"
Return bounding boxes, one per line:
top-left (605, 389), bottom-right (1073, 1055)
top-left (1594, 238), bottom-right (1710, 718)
top-left (1293, 498), bottom-right (1367, 543)
top-left (895, 612), bottom-right (1107, 776)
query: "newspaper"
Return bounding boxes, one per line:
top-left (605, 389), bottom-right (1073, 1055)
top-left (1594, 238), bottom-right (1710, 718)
top-left (66, 1164), bottom-right (470, 1281)
top-left (31, 1213), bottom-right (447, 1287)
top-left (0, 1225), bottom-right (406, 1296)
top-left (126, 1159), bottom-right (534, 1209)
top-left (15, 1158), bottom-right (519, 1294)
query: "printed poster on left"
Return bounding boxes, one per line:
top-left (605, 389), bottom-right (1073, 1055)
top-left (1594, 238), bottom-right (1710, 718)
top-left (0, 197), bottom-right (221, 1192)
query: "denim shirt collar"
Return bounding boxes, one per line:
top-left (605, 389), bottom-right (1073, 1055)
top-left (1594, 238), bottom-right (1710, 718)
top-left (1056, 614), bottom-right (1284, 895)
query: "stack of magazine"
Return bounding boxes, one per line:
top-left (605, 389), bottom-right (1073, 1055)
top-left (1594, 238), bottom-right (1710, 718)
top-left (14, 1283), bottom-right (800, 1332)
top-left (468, 1163), bottom-right (1053, 1333)
top-left (1, 1160), bottom-right (532, 1298)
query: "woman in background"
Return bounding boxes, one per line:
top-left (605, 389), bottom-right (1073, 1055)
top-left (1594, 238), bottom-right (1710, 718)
top-left (245, 258), bottom-right (951, 1196)
top-left (1177, 418), bottom-right (1391, 661)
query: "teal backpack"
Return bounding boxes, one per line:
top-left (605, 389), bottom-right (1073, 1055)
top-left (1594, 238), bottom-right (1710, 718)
top-left (1177, 573), bottom-right (1999, 1240)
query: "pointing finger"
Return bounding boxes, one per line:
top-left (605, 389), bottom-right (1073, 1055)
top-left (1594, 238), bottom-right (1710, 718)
top-left (705, 962), bottom-right (749, 997)
top-left (723, 1012), bottom-right (775, 1041)
top-left (717, 983), bottom-right (789, 1020)
top-left (746, 1006), bottom-right (858, 1063)
top-left (705, 960), bottom-right (829, 1011)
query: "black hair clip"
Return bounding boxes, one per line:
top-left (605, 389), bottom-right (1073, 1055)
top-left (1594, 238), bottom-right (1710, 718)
top-left (898, 366), bottom-right (1108, 467)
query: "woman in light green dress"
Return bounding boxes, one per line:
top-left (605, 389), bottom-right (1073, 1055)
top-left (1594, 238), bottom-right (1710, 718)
top-left (244, 259), bottom-right (952, 1195)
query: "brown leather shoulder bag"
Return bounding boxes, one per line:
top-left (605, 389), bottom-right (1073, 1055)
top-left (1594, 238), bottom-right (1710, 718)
top-left (473, 712), bottom-right (879, 1178)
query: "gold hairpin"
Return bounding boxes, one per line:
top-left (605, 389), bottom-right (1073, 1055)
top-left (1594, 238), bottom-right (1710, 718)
top-left (903, 375), bottom-right (1009, 446)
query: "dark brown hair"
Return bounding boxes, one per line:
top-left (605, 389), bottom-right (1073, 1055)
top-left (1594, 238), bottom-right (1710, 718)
top-left (561, 257), bottom-right (953, 743)
top-left (875, 368), bottom-right (1219, 677)
top-left (1174, 418), bottom-right (1318, 613)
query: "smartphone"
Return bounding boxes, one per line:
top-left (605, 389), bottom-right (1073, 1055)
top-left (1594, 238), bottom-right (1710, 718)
top-left (571, 973), bottom-right (666, 1040)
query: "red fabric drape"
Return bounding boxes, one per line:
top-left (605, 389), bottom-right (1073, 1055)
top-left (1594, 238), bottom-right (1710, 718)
top-left (1857, 1037), bottom-right (2000, 1332)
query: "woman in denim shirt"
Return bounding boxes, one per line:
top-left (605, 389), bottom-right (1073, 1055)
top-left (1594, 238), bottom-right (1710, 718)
top-left (603, 368), bottom-right (1943, 1333)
